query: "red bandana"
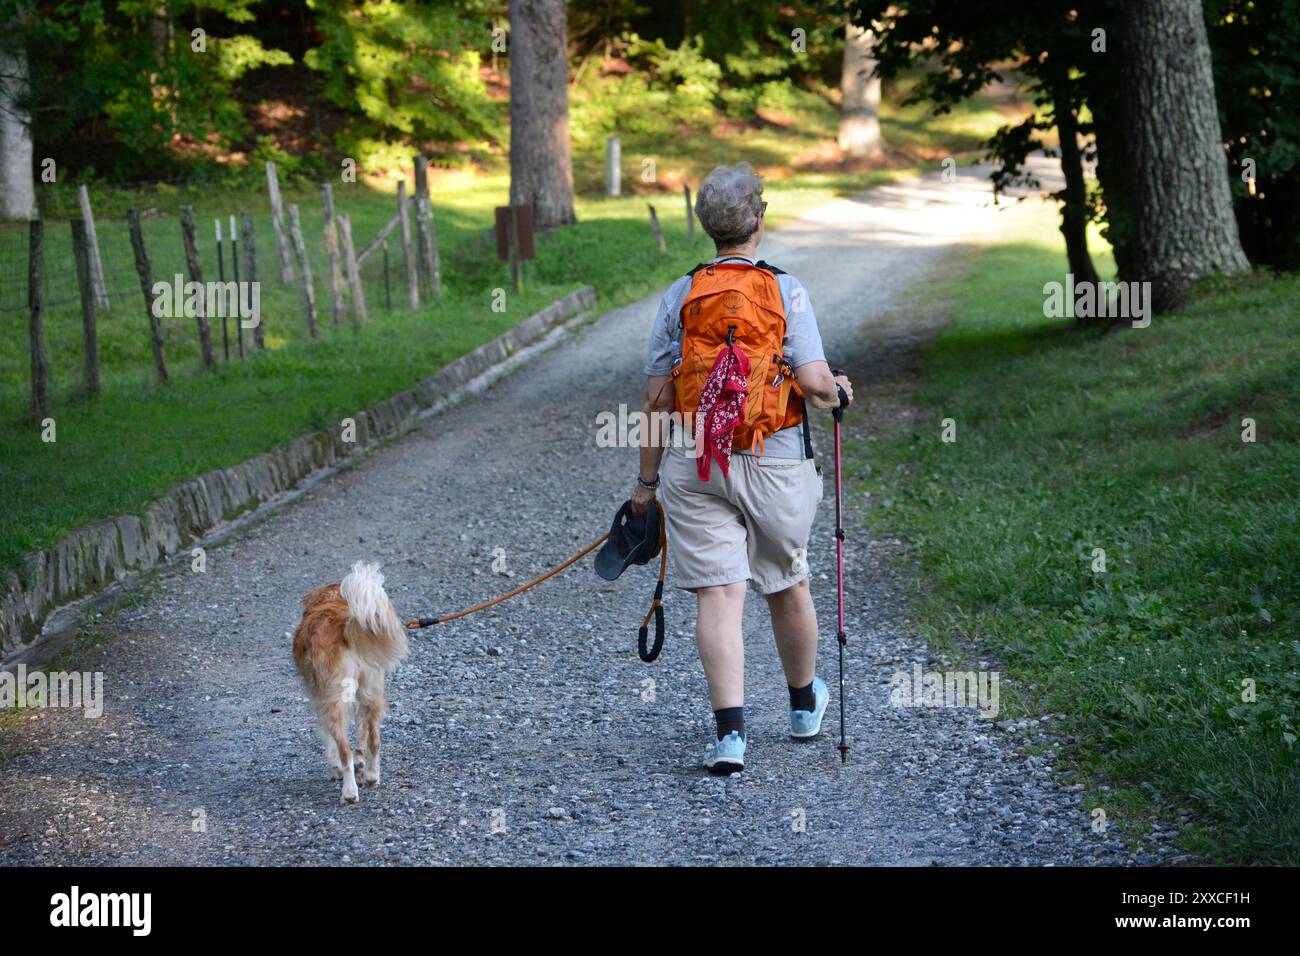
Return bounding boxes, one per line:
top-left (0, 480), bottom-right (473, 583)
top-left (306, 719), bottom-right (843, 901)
top-left (694, 344), bottom-right (750, 481)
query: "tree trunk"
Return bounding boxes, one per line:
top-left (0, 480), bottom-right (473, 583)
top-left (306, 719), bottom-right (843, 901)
top-left (1049, 65), bottom-right (1099, 296)
top-left (1088, 75), bottom-right (1136, 282)
top-left (838, 23), bottom-right (884, 160)
top-left (0, 43), bottom-right (35, 220)
top-left (1111, 0), bottom-right (1249, 310)
top-left (508, 0), bottom-right (576, 229)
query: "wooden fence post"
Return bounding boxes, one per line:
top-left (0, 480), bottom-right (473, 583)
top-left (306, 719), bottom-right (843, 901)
top-left (127, 209), bottom-right (170, 383)
top-left (28, 220), bottom-right (49, 422)
top-left (179, 205), bottom-right (216, 369)
top-left (337, 213), bottom-right (368, 324)
top-left (266, 161), bottom-right (295, 284)
top-left (286, 204), bottom-right (319, 338)
top-left (382, 240), bottom-right (391, 311)
top-left (70, 219), bottom-right (102, 397)
top-left (413, 154), bottom-right (429, 199)
top-left (648, 204), bottom-right (666, 255)
top-left (413, 155), bottom-right (431, 294)
top-left (684, 184), bottom-right (694, 241)
top-left (215, 217), bottom-right (230, 361)
top-left (321, 183), bottom-right (347, 325)
top-left (227, 214), bottom-right (244, 360)
top-left (416, 195), bottom-right (441, 297)
top-left (240, 212), bottom-right (263, 349)
top-left (76, 185), bottom-right (110, 309)
top-left (398, 181), bottom-right (418, 309)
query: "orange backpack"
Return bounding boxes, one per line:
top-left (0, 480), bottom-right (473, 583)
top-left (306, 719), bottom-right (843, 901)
top-left (670, 261), bottom-right (805, 456)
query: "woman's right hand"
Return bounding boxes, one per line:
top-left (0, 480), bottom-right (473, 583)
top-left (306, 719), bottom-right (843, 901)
top-left (796, 361), bottom-right (853, 411)
top-left (833, 371), bottom-right (853, 409)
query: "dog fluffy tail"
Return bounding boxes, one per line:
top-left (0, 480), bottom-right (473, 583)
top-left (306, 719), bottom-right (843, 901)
top-left (339, 562), bottom-right (409, 672)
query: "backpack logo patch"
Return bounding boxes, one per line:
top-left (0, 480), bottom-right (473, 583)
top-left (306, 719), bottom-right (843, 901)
top-left (722, 292), bottom-right (745, 314)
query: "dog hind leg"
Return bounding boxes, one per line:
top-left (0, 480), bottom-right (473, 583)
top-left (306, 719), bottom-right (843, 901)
top-left (357, 667), bottom-right (385, 787)
top-left (325, 699), bottom-right (359, 803)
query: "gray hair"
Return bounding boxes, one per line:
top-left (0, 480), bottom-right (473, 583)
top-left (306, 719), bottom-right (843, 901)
top-left (695, 162), bottom-right (764, 248)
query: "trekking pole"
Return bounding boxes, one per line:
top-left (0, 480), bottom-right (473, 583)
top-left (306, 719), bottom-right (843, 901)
top-left (832, 372), bottom-right (850, 763)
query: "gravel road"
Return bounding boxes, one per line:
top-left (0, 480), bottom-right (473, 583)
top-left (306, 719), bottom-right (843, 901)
top-left (0, 163), bottom-right (1176, 866)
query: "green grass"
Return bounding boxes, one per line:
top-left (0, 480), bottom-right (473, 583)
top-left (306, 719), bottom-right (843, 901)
top-left (0, 75), bottom-right (1024, 578)
top-left (570, 73), bottom-right (1021, 217)
top-left (856, 202), bottom-right (1300, 864)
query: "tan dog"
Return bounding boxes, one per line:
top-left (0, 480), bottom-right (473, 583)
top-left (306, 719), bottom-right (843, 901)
top-left (292, 562), bottom-right (409, 803)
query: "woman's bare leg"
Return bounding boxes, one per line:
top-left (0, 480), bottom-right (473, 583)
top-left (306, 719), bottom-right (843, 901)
top-left (764, 578), bottom-right (818, 689)
top-left (695, 582), bottom-right (747, 710)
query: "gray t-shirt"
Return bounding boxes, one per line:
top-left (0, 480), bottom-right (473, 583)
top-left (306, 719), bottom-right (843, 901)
top-left (643, 255), bottom-right (826, 459)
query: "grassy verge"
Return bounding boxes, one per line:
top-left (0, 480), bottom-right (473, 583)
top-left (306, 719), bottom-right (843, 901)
top-left (0, 79), bottom-right (1022, 576)
top-left (0, 193), bottom-right (717, 575)
top-left (856, 201), bottom-right (1300, 864)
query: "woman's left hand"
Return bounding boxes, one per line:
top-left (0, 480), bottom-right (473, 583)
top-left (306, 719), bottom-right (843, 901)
top-left (630, 482), bottom-right (655, 515)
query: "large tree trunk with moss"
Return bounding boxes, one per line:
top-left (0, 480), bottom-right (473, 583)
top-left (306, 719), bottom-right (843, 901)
top-left (838, 23), bottom-right (883, 159)
top-left (1110, 0), bottom-right (1248, 310)
top-left (0, 43), bottom-right (35, 220)
top-left (508, 0), bottom-right (576, 229)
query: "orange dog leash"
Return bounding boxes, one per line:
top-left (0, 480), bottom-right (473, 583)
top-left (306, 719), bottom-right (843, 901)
top-left (404, 509), bottom-right (667, 663)
top-left (404, 533), bottom-right (609, 629)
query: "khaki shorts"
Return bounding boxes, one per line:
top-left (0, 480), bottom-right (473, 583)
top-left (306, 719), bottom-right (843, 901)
top-left (659, 446), bottom-right (824, 594)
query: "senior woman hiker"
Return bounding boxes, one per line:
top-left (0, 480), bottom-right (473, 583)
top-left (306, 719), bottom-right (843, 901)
top-left (630, 161), bottom-right (853, 773)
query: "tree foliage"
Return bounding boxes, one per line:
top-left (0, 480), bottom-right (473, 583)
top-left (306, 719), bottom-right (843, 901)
top-left (303, 0), bottom-right (500, 168)
top-left (5, 0), bottom-right (858, 182)
top-left (2, 0), bottom-right (294, 178)
top-left (1205, 0), bottom-right (1300, 268)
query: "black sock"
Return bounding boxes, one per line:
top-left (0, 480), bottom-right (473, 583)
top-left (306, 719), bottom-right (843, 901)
top-left (713, 706), bottom-right (745, 740)
top-left (789, 680), bottom-right (816, 712)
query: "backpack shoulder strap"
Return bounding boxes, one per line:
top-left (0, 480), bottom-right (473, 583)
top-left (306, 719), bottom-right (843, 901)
top-left (755, 260), bottom-right (787, 276)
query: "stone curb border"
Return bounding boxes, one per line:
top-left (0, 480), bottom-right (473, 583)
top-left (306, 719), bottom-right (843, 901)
top-left (1, 286), bottom-right (597, 659)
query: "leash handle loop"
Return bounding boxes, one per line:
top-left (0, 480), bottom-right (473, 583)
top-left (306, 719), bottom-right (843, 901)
top-left (637, 506), bottom-right (669, 662)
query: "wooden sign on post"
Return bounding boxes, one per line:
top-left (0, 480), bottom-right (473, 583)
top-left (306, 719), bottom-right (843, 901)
top-left (494, 205), bottom-right (535, 293)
